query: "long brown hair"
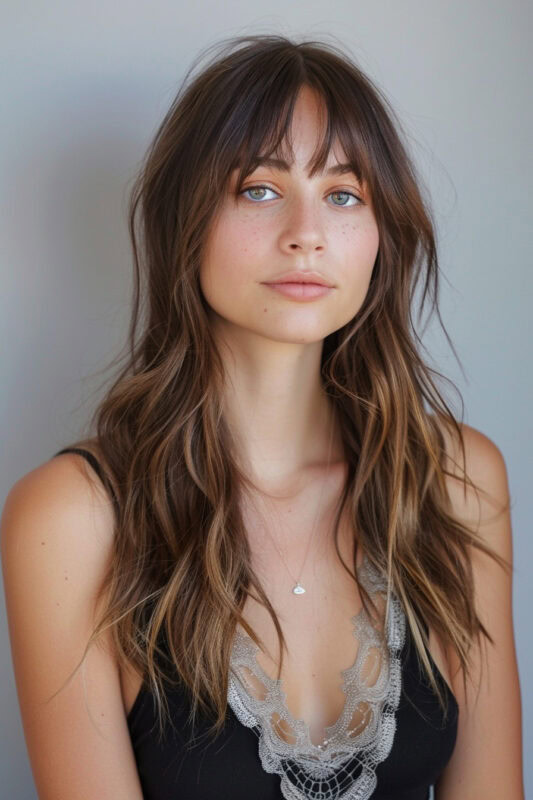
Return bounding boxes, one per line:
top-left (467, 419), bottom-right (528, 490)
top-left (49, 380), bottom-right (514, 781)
top-left (52, 33), bottom-right (510, 743)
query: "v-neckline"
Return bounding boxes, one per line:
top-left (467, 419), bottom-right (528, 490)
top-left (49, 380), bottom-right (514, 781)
top-left (228, 552), bottom-right (396, 751)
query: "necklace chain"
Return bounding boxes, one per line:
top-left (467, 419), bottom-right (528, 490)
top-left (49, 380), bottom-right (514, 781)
top-left (259, 404), bottom-right (335, 595)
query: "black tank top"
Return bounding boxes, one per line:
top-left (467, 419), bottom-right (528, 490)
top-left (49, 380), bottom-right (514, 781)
top-left (54, 447), bottom-right (459, 800)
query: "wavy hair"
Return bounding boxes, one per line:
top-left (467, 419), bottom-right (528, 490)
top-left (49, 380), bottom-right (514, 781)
top-left (53, 33), bottom-right (510, 743)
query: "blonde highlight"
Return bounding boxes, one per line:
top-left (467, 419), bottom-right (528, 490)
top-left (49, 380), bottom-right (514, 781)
top-left (50, 34), bottom-right (510, 746)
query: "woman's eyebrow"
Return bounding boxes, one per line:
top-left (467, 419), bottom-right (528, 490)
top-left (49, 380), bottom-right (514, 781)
top-left (249, 156), bottom-right (357, 177)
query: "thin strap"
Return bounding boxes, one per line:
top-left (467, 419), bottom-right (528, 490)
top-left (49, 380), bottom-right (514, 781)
top-left (53, 447), bottom-right (119, 515)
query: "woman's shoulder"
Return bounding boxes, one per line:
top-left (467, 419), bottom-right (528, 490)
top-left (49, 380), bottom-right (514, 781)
top-left (432, 417), bottom-right (514, 646)
top-left (433, 417), bottom-right (510, 524)
top-left (427, 429), bottom-right (521, 794)
top-left (1, 440), bottom-right (116, 577)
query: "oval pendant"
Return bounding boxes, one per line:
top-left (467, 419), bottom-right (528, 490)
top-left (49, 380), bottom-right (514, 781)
top-left (292, 583), bottom-right (306, 595)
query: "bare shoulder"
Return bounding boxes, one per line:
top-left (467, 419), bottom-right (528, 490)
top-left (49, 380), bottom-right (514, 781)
top-left (436, 418), bottom-right (514, 668)
top-left (0, 451), bottom-right (143, 798)
top-left (437, 419), bottom-right (510, 524)
top-left (1, 450), bottom-right (117, 612)
top-left (1, 450), bottom-right (117, 613)
top-left (4, 445), bottom-right (115, 541)
top-left (431, 418), bottom-right (524, 799)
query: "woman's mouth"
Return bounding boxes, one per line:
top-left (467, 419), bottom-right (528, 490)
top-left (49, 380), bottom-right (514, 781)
top-left (261, 282), bottom-right (334, 300)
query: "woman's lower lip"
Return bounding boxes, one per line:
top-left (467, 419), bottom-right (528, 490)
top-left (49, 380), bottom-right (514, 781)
top-left (262, 282), bottom-right (333, 300)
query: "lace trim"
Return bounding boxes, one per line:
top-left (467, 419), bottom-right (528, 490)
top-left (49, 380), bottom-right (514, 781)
top-left (227, 555), bottom-right (406, 800)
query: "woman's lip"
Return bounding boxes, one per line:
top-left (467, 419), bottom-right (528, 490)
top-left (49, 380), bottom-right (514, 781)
top-left (262, 282), bottom-right (333, 300)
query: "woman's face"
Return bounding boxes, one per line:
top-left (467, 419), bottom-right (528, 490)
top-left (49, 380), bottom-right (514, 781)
top-left (200, 86), bottom-right (380, 345)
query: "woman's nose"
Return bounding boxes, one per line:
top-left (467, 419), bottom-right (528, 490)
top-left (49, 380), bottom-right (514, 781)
top-left (278, 196), bottom-right (326, 254)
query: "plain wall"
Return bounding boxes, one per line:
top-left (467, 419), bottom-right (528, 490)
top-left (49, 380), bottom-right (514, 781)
top-left (1, 1), bottom-right (531, 796)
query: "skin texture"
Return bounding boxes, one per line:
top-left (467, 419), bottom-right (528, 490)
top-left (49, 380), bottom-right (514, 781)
top-left (200, 85), bottom-right (380, 489)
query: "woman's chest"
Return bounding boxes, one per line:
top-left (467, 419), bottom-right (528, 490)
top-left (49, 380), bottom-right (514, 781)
top-left (235, 512), bottom-right (388, 747)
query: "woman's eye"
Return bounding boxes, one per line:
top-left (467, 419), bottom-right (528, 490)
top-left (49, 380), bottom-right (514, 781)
top-left (239, 185), bottom-right (362, 206)
top-left (240, 185), bottom-right (278, 202)
top-left (328, 190), bottom-right (362, 207)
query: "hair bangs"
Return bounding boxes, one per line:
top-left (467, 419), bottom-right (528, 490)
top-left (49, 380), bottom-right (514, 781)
top-left (225, 81), bottom-right (372, 203)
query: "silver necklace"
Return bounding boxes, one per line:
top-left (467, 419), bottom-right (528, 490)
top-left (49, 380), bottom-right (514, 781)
top-left (259, 405), bottom-right (335, 596)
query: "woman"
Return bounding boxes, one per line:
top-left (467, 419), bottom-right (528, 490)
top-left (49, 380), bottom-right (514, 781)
top-left (1, 34), bottom-right (524, 799)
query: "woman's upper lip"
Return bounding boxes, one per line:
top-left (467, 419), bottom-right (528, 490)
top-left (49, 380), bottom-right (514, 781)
top-left (262, 270), bottom-right (335, 288)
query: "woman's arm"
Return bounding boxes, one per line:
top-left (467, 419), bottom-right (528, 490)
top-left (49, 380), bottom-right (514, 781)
top-left (435, 424), bottom-right (524, 799)
top-left (1, 454), bottom-right (144, 800)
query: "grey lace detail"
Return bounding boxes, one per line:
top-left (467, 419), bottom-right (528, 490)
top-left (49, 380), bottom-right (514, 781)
top-left (227, 555), bottom-right (406, 800)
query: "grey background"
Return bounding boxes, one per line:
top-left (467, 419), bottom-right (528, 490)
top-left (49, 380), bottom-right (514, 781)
top-left (1, 1), bottom-right (531, 796)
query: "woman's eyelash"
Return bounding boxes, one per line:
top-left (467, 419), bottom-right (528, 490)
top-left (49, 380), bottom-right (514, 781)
top-left (239, 184), bottom-right (363, 206)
